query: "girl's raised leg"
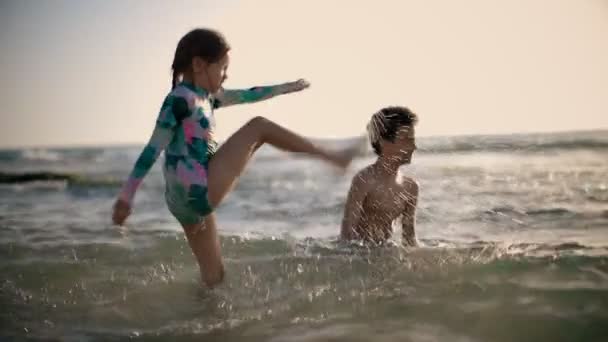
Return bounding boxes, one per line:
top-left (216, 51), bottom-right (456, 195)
top-left (207, 116), bottom-right (355, 207)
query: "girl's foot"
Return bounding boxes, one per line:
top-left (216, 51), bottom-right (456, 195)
top-left (331, 135), bottom-right (368, 169)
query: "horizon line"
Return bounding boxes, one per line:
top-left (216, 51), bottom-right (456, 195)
top-left (1, 127), bottom-right (607, 151)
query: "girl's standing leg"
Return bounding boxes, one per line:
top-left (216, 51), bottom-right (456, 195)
top-left (181, 214), bottom-right (224, 287)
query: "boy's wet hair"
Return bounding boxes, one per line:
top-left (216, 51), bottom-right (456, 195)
top-left (171, 28), bottom-right (231, 89)
top-left (367, 106), bottom-right (418, 156)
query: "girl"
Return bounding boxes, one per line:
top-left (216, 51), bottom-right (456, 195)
top-left (112, 28), bottom-right (356, 288)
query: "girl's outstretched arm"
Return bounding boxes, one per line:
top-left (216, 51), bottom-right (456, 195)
top-left (213, 79), bottom-right (309, 108)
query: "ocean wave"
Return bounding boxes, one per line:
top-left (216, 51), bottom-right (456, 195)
top-left (0, 146), bottom-right (138, 164)
top-left (417, 133), bottom-right (608, 154)
top-left (482, 206), bottom-right (608, 220)
top-left (1, 131), bottom-right (606, 167)
top-left (21, 149), bottom-right (63, 162)
top-left (525, 208), bottom-right (576, 216)
top-left (0, 150), bottom-right (22, 162)
top-left (320, 131), bottom-right (608, 155)
top-left (0, 148), bottom-right (67, 163)
top-left (0, 172), bottom-right (122, 188)
top-left (4, 233), bottom-right (608, 262)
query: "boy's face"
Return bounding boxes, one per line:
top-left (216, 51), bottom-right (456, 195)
top-left (384, 127), bottom-right (417, 164)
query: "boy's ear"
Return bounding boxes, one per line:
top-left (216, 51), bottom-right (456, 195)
top-left (192, 57), bottom-right (207, 73)
top-left (378, 139), bottom-right (387, 151)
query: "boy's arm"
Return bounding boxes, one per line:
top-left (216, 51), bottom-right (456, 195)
top-left (212, 79), bottom-right (309, 108)
top-left (401, 181), bottom-right (419, 247)
top-left (340, 172), bottom-right (368, 240)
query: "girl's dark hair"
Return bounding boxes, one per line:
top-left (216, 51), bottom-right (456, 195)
top-left (367, 106), bottom-right (418, 155)
top-left (171, 28), bottom-right (230, 89)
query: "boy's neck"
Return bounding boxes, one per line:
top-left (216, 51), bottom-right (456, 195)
top-left (373, 156), bottom-right (402, 176)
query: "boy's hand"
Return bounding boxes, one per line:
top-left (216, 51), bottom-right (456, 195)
top-left (112, 199), bottom-right (131, 226)
top-left (284, 79), bottom-right (310, 93)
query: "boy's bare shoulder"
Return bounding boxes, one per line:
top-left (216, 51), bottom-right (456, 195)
top-left (349, 165), bottom-right (375, 189)
top-left (397, 173), bottom-right (419, 194)
top-left (356, 165), bottom-right (375, 178)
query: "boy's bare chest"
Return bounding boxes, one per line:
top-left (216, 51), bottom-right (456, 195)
top-left (364, 184), bottom-right (408, 215)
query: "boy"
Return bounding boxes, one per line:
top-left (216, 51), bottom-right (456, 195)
top-left (340, 106), bottom-right (419, 246)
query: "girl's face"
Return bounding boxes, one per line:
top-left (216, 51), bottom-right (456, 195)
top-left (192, 52), bottom-right (229, 94)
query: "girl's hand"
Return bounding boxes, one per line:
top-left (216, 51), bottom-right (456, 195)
top-left (284, 79), bottom-right (310, 93)
top-left (112, 199), bottom-right (131, 225)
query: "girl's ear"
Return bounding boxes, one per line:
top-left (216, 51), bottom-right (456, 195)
top-left (191, 56), bottom-right (207, 73)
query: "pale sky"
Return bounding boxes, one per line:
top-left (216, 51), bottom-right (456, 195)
top-left (1, 0), bottom-right (607, 148)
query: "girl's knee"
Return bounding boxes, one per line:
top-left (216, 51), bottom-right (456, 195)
top-left (246, 116), bottom-right (270, 129)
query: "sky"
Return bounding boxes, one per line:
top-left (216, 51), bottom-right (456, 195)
top-left (1, 0), bottom-right (607, 148)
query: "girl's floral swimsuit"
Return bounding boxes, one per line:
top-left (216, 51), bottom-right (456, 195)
top-left (118, 81), bottom-right (294, 225)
